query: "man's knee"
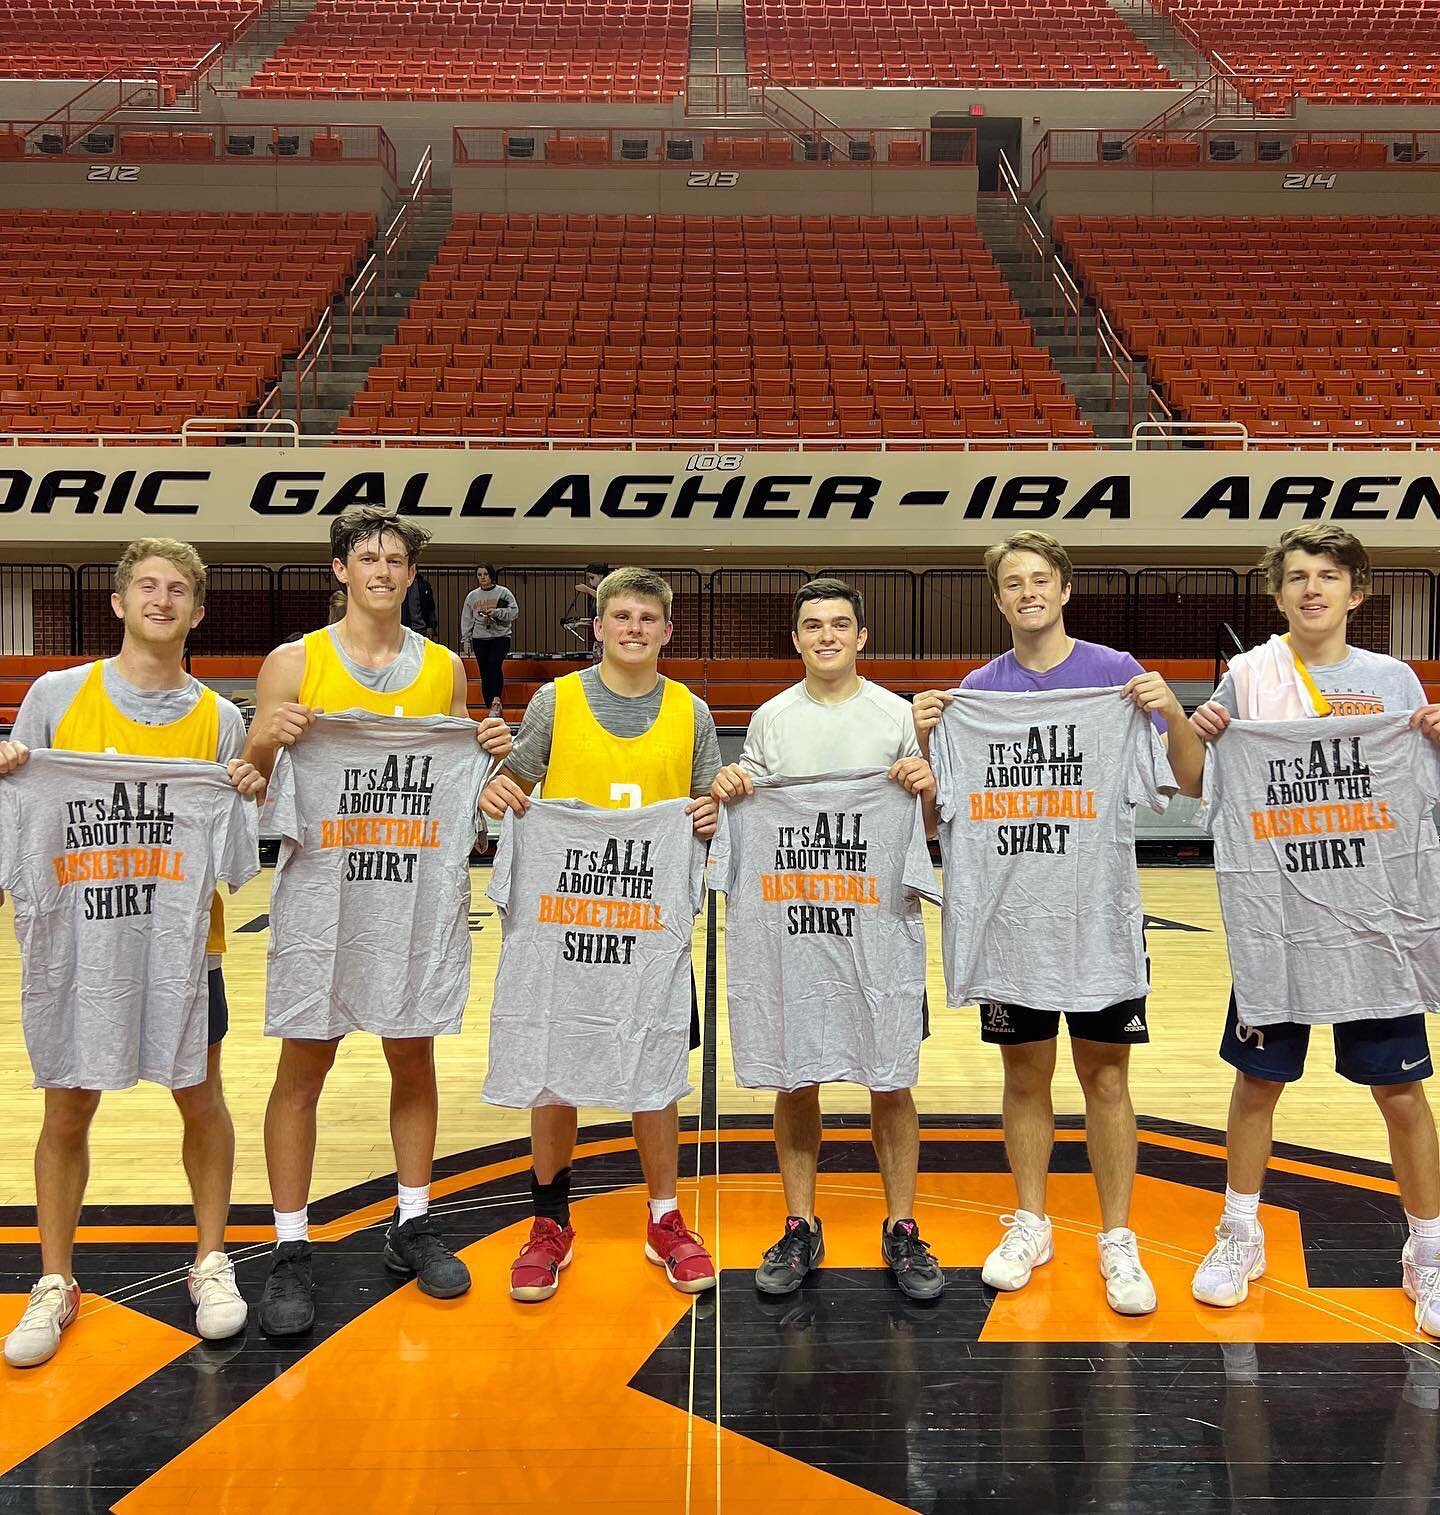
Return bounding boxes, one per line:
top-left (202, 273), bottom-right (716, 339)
top-left (1373, 1079), bottom-right (1433, 1127)
top-left (1233, 1070), bottom-right (1286, 1114)
top-left (41, 1089), bottom-right (101, 1141)
top-left (382, 1037), bottom-right (435, 1083)
top-left (776, 1085), bottom-right (821, 1114)
top-left (1002, 1047), bottom-right (1055, 1100)
top-left (1075, 1051), bottom-right (1130, 1107)
top-left (275, 1042), bottom-right (339, 1108)
top-left (870, 1088), bottom-right (914, 1114)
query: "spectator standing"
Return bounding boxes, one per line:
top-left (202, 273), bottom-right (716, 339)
top-left (461, 564), bottom-right (520, 709)
top-left (402, 571), bottom-right (438, 640)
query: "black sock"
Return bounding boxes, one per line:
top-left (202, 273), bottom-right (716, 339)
top-left (531, 1166), bottom-right (572, 1228)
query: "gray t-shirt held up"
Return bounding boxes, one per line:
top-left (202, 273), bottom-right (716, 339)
top-left (0, 750), bottom-right (259, 1090)
top-left (483, 797), bottom-right (706, 1112)
top-left (931, 687), bottom-right (1176, 1014)
top-left (1197, 713), bottom-right (1440, 1027)
top-left (710, 770), bottom-right (941, 1092)
top-left (263, 712), bottom-right (487, 1041)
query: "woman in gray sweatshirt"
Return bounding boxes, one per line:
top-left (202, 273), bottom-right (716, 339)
top-left (460, 564), bottom-right (520, 710)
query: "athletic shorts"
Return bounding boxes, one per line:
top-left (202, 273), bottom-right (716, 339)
top-left (207, 966), bottom-right (229, 1046)
top-left (1220, 992), bottom-right (1433, 1086)
top-left (980, 995), bottom-right (1148, 1047)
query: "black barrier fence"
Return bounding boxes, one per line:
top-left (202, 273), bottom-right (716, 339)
top-left (8, 564), bottom-right (1440, 662)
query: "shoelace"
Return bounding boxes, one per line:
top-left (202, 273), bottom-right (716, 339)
top-left (192, 1260), bottom-right (238, 1307)
top-left (1099, 1235), bottom-right (1146, 1285)
top-left (888, 1225), bottom-right (935, 1270)
top-left (995, 1214), bottom-right (1047, 1260)
top-left (764, 1226), bottom-right (814, 1270)
top-left (1207, 1227), bottom-right (1257, 1285)
top-left (20, 1279), bottom-right (69, 1326)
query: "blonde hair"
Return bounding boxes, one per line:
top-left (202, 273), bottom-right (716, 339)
top-left (114, 538), bottom-right (207, 606)
top-left (1259, 525), bottom-right (1371, 597)
top-left (595, 566), bottom-right (673, 619)
top-left (984, 530), bottom-right (1073, 595)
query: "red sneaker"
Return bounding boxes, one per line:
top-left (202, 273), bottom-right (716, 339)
top-left (645, 1209), bottom-right (716, 1294)
top-left (509, 1217), bottom-right (575, 1303)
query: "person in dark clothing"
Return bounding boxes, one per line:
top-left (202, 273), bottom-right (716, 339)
top-left (402, 573), bottom-right (438, 640)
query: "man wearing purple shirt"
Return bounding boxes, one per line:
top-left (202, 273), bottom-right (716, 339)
top-left (914, 530), bottom-right (1203, 1316)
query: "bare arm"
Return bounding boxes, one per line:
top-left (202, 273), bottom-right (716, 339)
top-left (242, 642), bottom-right (316, 782)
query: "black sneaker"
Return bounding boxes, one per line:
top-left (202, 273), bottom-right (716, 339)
top-left (259, 1241), bottom-right (315, 1336)
top-left (383, 1211), bottom-right (472, 1298)
top-left (882, 1218), bottom-right (944, 1301)
top-left (755, 1216), bottom-right (824, 1296)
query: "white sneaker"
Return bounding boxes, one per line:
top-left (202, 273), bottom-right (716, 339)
top-left (1402, 1240), bottom-right (1440, 1339)
top-left (982, 1211), bottom-right (1053, 1291)
top-left (188, 1251), bottom-right (248, 1340)
top-left (1097, 1227), bottom-right (1157, 1315)
top-left (1192, 1220), bottom-right (1266, 1307)
top-left (4, 1274), bottom-right (81, 1368)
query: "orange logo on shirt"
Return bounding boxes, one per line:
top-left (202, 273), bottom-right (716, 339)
top-left (967, 790), bottom-right (1098, 822)
top-left (52, 847), bottom-right (187, 886)
top-left (760, 872), bottom-right (880, 905)
top-left (1250, 801), bottom-right (1396, 841)
top-left (319, 817), bottom-right (442, 850)
top-left (537, 896), bottom-right (665, 931)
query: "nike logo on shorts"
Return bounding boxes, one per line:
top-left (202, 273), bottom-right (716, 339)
top-left (1402, 1057), bottom-right (1428, 1072)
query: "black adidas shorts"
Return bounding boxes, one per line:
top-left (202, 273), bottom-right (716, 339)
top-left (979, 995), bottom-right (1149, 1048)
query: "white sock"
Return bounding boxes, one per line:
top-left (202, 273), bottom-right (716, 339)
top-left (1407, 1211), bottom-right (1440, 1267)
top-left (274, 1206), bottom-right (308, 1245)
top-left (1015, 1209), bottom-right (1050, 1230)
top-left (1223, 1186), bottom-right (1262, 1233)
top-left (397, 1183), bottom-right (430, 1226)
top-left (648, 1196), bottom-right (678, 1224)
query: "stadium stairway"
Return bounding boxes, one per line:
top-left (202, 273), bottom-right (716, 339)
top-left (974, 196), bottom-right (1154, 437)
top-left (689, 0), bottom-right (749, 78)
top-left (291, 187), bottom-right (457, 433)
top-left (1106, 0), bottom-right (1207, 82)
top-left (220, 0), bottom-right (328, 86)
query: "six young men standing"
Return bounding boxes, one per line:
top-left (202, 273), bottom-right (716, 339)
top-left (3, 517), bottom-right (1439, 1368)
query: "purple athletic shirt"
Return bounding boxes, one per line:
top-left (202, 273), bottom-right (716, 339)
top-left (961, 640), bottom-right (1164, 730)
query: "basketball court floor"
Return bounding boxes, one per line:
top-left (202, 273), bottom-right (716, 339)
top-left (2, 865), bottom-right (1436, 1513)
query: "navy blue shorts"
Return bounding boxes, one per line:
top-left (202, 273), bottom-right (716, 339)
top-left (207, 966), bottom-right (229, 1047)
top-left (1220, 992), bottom-right (1433, 1086)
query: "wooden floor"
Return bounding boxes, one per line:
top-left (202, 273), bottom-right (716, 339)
top-left (0, 866), bottom-right (1406, 1208)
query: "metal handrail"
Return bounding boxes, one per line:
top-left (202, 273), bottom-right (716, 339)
top-left (1213, 618), bottom-right (1247, 686)
top-left (289, 309), bottom-right (333, 427)
top-left (1051, 253), bottom-right (1083, 343)
top-left (1095, 305), bottom-right (1137, 430)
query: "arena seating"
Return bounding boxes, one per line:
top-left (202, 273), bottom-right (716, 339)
top-left (0, 0), bottom-right (259, 80)
top-left (241, 0), bottom-right (688, 102)
top-left (1055, 214), bottom-right (1440, 437)
top-left (339, 214), bottom-right (1091, 441)
top-left (744, 0), bottom-right (1172, 86)
top-left (1158, 0), bottom-right (1440, 103)
top-left (0, 210), bottom-right (374, 436)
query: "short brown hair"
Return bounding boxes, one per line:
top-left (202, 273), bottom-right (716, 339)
top-left (984, 530), bottom-right (1073, 594)
top-left (1259, 525), bottom-right (1371, 597)
top-left (329, 506), bottom-right (431, 566)
top-left (595, 566), bottom-right (672, 618)
top-left (114, 538), bottom-right (207, 607)
top-left (792, 576), bottom-right (865, 631)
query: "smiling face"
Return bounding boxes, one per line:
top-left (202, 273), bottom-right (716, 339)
top-left (595, 593), bottom-right (672, 668)
top-left (993, 548), bottom-right (1071, 638)
top-left (111, 555), bottom-right (203, 648)
top-left (1274, 548), bottom-right (1362, 641)
top-left (335, 529), bottom-right (415, 615)
top-left (792, 597), bottom-right (867, 679)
